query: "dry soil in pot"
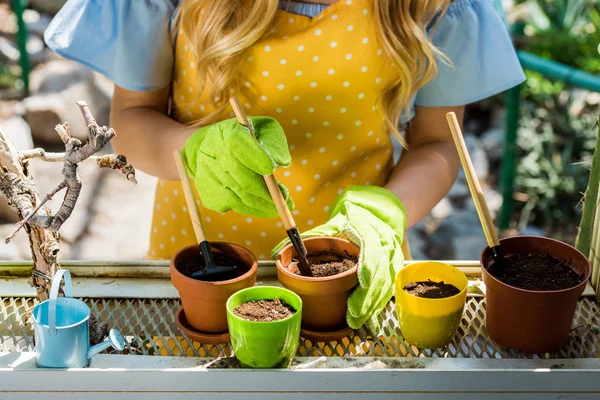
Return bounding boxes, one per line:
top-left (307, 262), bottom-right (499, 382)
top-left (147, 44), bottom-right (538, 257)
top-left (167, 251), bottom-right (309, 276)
top-left (488, 252), bottom-right (584, 291)
top-left (288, 250), bottom-right (358, 277)
top-left (403, 280), bottom-right (461, 299)
top-left (233, 299), bottom-right (296, 322)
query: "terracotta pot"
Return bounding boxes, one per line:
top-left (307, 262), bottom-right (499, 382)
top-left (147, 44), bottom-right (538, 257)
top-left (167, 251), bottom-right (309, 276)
top-left (481, 236), bottom-right (591, 354)
top-left (170, 242), bottom-right (258, 333)
top-left (276, 237), bottom-right (359, 331)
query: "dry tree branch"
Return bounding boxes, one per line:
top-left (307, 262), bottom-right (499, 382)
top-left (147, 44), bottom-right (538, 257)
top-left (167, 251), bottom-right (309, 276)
top-left (5, 101), bottom-right (137, 243)
top-left (0, 101), bottom-right (137, 343)
top-left (20, 150), bottom-right (137, 184)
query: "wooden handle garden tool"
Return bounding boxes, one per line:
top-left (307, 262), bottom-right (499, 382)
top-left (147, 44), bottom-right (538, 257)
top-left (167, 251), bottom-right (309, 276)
top-left (229, 96), bottom-right (313, 277)
top-left (446, 112), bottom-right (505, 267)
top-left (173, 150), bottom-right (240, 281)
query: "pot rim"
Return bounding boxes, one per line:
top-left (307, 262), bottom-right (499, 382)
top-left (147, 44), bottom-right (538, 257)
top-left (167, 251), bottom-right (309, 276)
top-left (170, 242), bottom-right (258, 287)
top-left (275, 237), bottom-right (359, 282)
top-left (226, 286), bottom-right (302, 326)
top-left (399, 261), bottom-right (468, 302)
top-left (480, 235), bottom-right (592, 295)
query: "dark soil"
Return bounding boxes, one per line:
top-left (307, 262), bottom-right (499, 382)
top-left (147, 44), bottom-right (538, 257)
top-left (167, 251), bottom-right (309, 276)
top-left (233, 299), bottom-right (296, 322)
top-left (489, 252), bottom-right (583, 291)
top-left (289, 251), bottom-right (357, 277)
top-left (403, 280), bottom-right (461, 299)
top-left (176, 252), bottom-right (247, 282)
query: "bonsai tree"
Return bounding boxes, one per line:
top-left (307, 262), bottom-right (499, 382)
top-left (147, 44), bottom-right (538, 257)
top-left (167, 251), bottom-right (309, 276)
top-left (0, 101), bottom-right (136, 344)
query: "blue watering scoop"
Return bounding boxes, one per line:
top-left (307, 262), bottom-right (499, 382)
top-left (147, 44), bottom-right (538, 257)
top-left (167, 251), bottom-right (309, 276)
top-left (32, 269), bottom-right (126, 368)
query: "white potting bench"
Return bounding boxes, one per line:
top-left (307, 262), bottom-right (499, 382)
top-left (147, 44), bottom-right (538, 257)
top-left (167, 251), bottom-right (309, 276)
top-left (1, 260), bottom-right (599, 399)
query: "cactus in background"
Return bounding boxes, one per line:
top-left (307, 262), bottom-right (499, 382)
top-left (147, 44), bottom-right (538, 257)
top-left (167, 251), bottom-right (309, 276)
top-left (575, 118), bottom-right (600, 295)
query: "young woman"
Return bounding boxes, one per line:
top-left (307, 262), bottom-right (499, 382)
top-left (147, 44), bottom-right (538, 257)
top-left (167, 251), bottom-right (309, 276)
top-left (45, 0), bottom-right (524, 329)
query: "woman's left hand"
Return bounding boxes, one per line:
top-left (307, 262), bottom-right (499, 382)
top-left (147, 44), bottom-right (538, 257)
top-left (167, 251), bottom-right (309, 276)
top-left (271, 185), bottom-right (406, 333)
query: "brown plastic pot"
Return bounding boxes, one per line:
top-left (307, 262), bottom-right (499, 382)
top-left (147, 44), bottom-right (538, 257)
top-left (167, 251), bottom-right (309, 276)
top-left (170, 242), bottom-right (258, 333)
top-left (481, 236), bottom-right (591, 354)
top-left (276, 237), bottom-right (359, 332)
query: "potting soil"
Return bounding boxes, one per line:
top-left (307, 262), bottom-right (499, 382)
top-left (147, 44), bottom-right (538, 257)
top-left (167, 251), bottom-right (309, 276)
top-left (403, 280), bottom-right (461, 299)
top-left (176, 253), bottom-right (245, 281)
top-left (233, 299), bottom-right (296, 322)
top-left (290, 251), bottom-right (357, 277)
top-left (489, 252), bottom-right (583, 291)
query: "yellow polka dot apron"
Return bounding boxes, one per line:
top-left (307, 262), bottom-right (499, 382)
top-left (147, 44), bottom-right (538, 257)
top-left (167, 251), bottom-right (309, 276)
top-left (149, 0), bottom-right (411, 260)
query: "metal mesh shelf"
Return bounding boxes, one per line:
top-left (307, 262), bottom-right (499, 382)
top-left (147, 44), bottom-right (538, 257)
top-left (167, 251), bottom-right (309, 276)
top-left (2, 296), bottom-right (599, 359)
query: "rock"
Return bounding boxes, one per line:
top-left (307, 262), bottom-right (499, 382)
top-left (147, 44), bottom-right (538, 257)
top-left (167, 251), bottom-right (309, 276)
top-left (0, 116), bottom-right (33, 150)
top-left (0, 116), bottom-right (34, 223)
top-left (70, 170), bottom-right (157, 260)
top-left (0, 224), bottom-right (35, 260)
top-left (425, 208), bottom-right (489, 260)
top-left (29, 60), bottom-right (94, 94)
top-left (430, 197), bottom-right (453, 220)
top-left (464, 134), bottom-right (489, 181)
top-left (24, 9), bottom-right (52, 36)
top-left (0, 4), bottom-right (16, 35)
top-left (425, 222), bottom-right (454, 260)
top-left (521, 225), bottom-right (546, 237)
top-left (27, 158), bottom-right (156, 260)
top-left (447, 178), bottom-right (470, 200)
top-left (453, 234), bottom-right (488, 261)
top-left (27, 0), bottom-right (67, 15)
top-left (465, 186), bottom-right (503, 218)
top-left (24, 61), bottom-right (111, 144)
top-left (481, 128), bottom-right (504, 161)
top-left (406, 227), bottom-right (426, 260)
top-left (0, 33), bottom-right (46, 65)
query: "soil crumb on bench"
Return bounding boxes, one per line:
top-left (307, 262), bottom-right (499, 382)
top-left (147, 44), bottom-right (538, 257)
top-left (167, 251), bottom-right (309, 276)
top-left (403, 280), bottom-right (461, 299)
top-left (289, 251), bottom-right (357, 277)
top-left (489, 252), bottom-right (583, 291)
top-left (233, 299), bottom-right (296, 322)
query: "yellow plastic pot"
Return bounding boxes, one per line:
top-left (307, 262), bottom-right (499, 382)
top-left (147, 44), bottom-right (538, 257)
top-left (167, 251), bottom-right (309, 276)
top-left (395, 262), bottom-right (468, 349)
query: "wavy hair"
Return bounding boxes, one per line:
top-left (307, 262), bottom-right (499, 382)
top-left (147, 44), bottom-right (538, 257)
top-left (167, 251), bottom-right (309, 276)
top-left (180, 0), bottom-right (450, 145)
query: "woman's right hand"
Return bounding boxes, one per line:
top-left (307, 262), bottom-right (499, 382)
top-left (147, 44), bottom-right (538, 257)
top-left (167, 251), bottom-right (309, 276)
top-left (182, 116), bottom-right (294, 218)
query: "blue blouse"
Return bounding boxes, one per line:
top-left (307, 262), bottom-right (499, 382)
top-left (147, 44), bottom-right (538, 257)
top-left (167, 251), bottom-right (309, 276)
top-left (44, 0), bottom-right (525, 114)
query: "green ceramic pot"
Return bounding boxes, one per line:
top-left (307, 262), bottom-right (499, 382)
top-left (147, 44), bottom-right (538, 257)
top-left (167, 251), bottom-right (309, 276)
top-left (226, 286), bottom-right (302, 368)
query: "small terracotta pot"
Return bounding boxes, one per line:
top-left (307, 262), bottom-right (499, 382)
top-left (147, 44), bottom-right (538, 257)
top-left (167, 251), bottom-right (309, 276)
top-left (276, 237), bottom-right (359, 331)
top-left (170, 242), bottom-right (258, 333)
top-left (481, 236), bottom-right (591, 354)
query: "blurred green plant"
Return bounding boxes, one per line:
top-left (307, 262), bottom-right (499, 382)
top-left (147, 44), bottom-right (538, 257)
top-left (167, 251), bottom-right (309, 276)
top-left (514, 0), bottom-right (600, 73)
top-left (507, 0), bottom-right (600, 240)
top-left (0, 64), bottom-right (17, 90)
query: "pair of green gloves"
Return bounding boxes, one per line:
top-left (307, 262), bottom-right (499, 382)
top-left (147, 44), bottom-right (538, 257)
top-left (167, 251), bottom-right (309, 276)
top-left (182, 117), bottom-right (406, 333)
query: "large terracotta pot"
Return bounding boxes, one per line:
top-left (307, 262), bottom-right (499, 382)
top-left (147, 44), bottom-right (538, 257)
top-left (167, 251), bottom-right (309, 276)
top-left (170, 242), bottom-right (258, 333)
top-left (276, 237), bottom-right (359, 332)
top-left (481, 236), bottom-right (591, 354)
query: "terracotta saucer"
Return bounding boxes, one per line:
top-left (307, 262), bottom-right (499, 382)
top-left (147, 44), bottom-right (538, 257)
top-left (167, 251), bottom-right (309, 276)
top-left (175, 307), bottom-right (230, 345)
top-left (300, 325), bottom-right (354, 342)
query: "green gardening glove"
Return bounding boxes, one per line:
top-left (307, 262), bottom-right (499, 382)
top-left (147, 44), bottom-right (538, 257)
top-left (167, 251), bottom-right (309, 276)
top-left (271, 185), bottom-right (406, 334)
top-left (182, 116), bottom-right (294, 218)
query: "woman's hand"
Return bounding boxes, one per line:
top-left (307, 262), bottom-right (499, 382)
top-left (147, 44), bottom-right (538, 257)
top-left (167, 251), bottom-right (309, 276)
top-left (271, 185), bottom-right (406, 333)
top-left (182, 116), bottom-right (293, 218)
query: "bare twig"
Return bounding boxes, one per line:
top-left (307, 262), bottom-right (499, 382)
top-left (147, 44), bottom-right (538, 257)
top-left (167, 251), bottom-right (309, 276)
top-left (9, 101), bottom-right (136, 236)
top-left (5, 181), bottom-right (67, 243)
top-left (19, 150), bottom-right (137, 183)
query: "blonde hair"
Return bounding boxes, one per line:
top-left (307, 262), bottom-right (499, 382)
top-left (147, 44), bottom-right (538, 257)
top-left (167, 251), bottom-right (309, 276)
top-left (180, 0), bottom-right (450, 146)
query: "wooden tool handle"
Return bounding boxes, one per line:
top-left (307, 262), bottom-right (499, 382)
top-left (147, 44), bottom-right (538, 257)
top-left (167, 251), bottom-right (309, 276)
top-left (173, 150), bottom-right (207, 243)
top-left (229, 96), bottom-right (296, 230)
top-left (446, 112), bottom-right (500, 248)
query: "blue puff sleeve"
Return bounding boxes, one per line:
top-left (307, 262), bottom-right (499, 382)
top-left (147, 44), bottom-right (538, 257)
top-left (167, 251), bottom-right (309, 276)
top-left (414, 0), bottom-right (525, 107)
top-left (44, 0), bottom-right (179, 92)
